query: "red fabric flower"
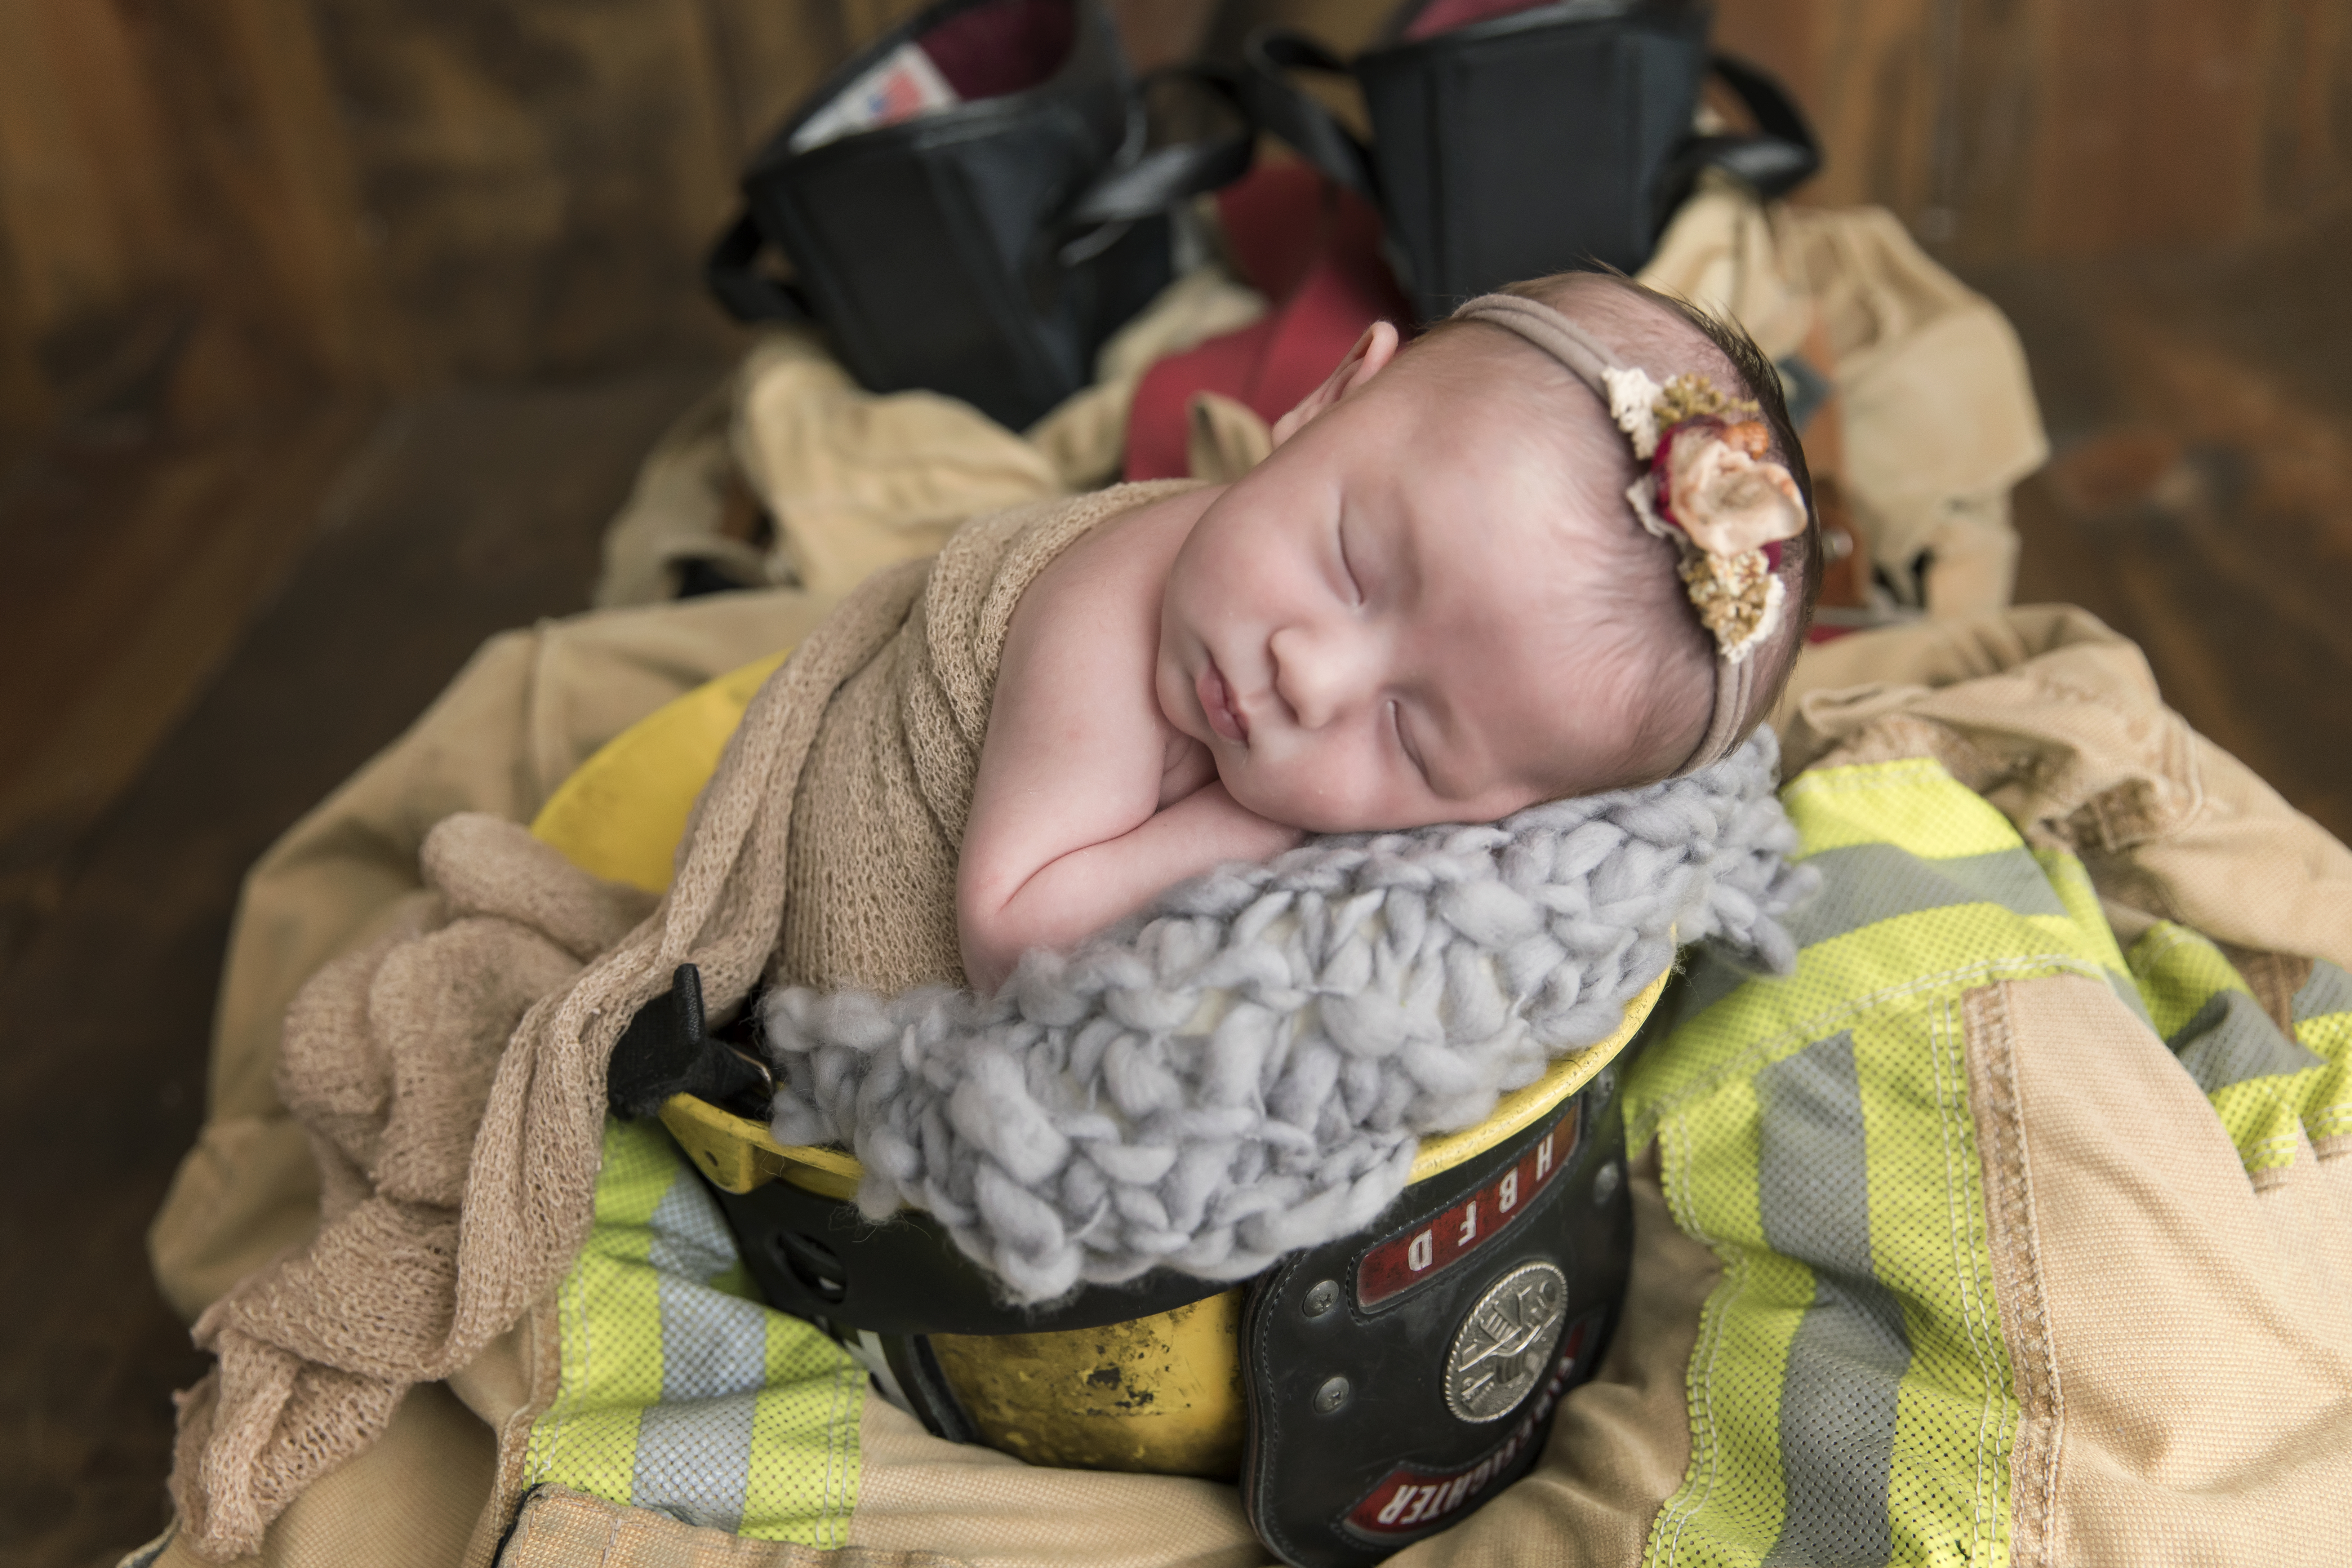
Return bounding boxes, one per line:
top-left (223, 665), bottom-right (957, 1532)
top-left (1647, 416), bottom-right (1806, 560)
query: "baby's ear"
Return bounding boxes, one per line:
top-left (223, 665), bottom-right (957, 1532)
top-left (1270, 321), bottom-right (1401, 448)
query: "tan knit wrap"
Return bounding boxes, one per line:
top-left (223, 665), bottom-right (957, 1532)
top-left (169, 481), bottom-right (1194, 1559)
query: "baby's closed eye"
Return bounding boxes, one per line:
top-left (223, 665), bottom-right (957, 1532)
top-left (1335, 521), bottom-right (1365, 605)
top-left (1387, 699), bottom-right (1430, 781)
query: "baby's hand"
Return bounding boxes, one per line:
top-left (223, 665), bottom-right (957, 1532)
top-left (960, 776), bottom-right (1301, 994)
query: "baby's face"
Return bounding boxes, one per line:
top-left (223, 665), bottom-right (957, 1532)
top-left (1155, 360), bottom-right (1642, 834)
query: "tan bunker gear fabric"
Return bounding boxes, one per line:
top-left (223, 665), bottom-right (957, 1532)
top-left (148, 603), bottom-right (2352, 1567)
top-left (1767, 607), bottom-right (2352, 1566)
top-left (151, 588), bottom-right (848, 1323)
top-left (592, 268), bottom-right (1267, 608)
top-left (1640, 189), bottom-right (2049, 617)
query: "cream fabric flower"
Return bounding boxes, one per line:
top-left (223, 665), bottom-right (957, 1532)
top-left (1602, 366), bottom-right (1666, 458)
top-left (1661, 423), bottom-right (1806, 558)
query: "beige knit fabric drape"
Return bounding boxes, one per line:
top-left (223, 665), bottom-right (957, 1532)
top-left (170, 482), bottom-right (1192, 1559)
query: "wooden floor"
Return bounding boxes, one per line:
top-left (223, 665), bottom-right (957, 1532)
top-left (0, 205), bottom-right (2347, 1568)
top-left (1971, 198), bottom-right (2352, 843)
top-left (0, 364), bottom-right (720, 1567)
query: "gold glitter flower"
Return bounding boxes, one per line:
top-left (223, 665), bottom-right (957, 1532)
top-left (1677, 548), bottom-right (1783, 663)
top-left (1651, 373), bottom-right (1759, 428)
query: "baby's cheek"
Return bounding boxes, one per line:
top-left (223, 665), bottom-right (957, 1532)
top-left (1213, 753), bottom-right (1267, 810)
top-left (1228, 758), bottom-right (1352, 834)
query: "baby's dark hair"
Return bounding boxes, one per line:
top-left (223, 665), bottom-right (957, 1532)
top-left (1420, 271), bottom-right (1822, 783)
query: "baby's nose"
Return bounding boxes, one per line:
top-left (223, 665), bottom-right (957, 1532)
top-left (1269, 623), bottom-right (1372, 730)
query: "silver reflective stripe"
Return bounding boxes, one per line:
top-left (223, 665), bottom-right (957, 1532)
top-left (645, 1165), bottom-right (738, 1280)
top-left (634, 1388), bottom-right (760, 1531)
top-left (2107, 970), bottom-right (2157, 1035)
top-left (631, 1168), bottom-right (770, 1531)
top-left (2166, 991), bottom-right (2324, 1094)
top-left (2294, 959), bottom-right (2352, 1024)
top-left (1672, 846), bottom-right (2070, 1022)
top-left (1781, 844), bottom-right (2066, 952)
top-left (1756, 1031), bottom-right (1909, 1568)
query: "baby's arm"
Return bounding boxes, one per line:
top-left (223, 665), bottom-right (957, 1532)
top-left (958, 504), bottom-right (1301, 992)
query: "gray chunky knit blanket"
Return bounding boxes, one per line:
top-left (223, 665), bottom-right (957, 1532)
top-left (761, 728), bottom-right (1813, 1303)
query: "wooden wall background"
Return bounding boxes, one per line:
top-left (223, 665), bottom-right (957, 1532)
top-left (0, 0), bottom-right (928, 460)
top-left (1, 0), bottom-right (2347, 464)
top-left (1714, 0), bottom-right (2352, 259)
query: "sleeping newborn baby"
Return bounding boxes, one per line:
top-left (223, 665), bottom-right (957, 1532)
top-left (958, 271), bottom-right (1821, 990)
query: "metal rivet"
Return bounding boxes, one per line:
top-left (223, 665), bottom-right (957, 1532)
top-left (1592, 1160), bottom-right (1622, 1207)
top-left (1302, 1279), bottom-right (1340, 1318)
top-left (1314, 1375), bottom-right (1350, 1413)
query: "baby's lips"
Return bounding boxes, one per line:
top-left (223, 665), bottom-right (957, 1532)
top-left (1197, 661), bottom-right (1249, 744)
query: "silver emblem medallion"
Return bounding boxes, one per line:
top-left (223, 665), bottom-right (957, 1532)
top-left (1443, 1261), bottom-right (1569, 1422)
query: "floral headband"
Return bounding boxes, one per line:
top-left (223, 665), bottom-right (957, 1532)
top-left (1451, 292), bottom-right (1810, 774)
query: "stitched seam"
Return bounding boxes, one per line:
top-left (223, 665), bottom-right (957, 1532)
top-left (1932, 995), bottom-right (2003, 1562)
top-left (1655, 1112), bottom-right (1736, 1568)
top-left (1635, 954), bottom-right (2108, 1140)
top-left (2241, 1129), bottom-right (2308, 1163)
top-left (2173, 710), bottom-right (2207, 834)
top-left (2000, 982), bottom-right (2059, 1564)
top-left (527, 1247), bottom-right (589, 1488)
top-left (823, 1347), bottom-right (858, 1547)
top-left (1971, 983), bottom-right (2062, 1566)
top-left (840, 1346), bottom-right (862, 1546)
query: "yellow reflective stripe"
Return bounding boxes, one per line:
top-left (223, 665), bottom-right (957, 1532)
top-left (2299, 1009), bottom-right (2352, 1144)
top-left (2032, 849), bottom-right (2150, 1029)
top-left (1777, 758), bottom-right (2027, 860)
top-left (2029, 849), bottom-right (2130, 981)
top-left (1640, 765), bottom-right (2122, 1055)
top-left (2125, 925), bottom-right (2352, 1176)
top-left (1863, 1004), bottom-right (2014, 1566)
top-left (524, 634), bottom-right (866, 1540)
top-left (1632, 921), bottom-right (2115, 1151)
top-left (1646, 757), bottom-right (2351, 1564)
top-left (2207, 1076), bottom-right (2320, 1177)
top-left (2127, 922), bottom-right (2252, 1042)
top-left (1637, 758), bottom-right (2125, 1567)
top-left (1653, 981), bottom-right (2037, 1567)
top-left (524, 1119), bottom-right (864, 1543)
top-left (1654, 1096), bottom-right (1803, 1560)
top-left (743, 1323), bottom-right (865, 1545)
top-left (2227, 955), bottom-right (2352, 1163)
top-left (525, 1119), bottom-right (673, 1499)
top-left (2297, 961), bottom-right (2352, 1145)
